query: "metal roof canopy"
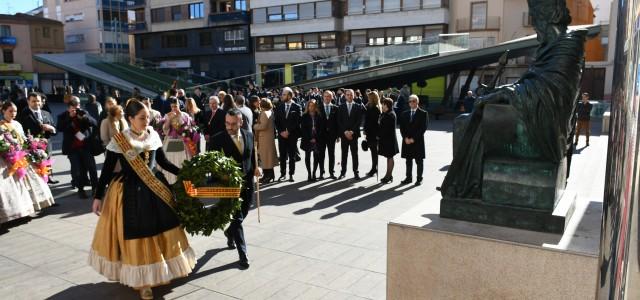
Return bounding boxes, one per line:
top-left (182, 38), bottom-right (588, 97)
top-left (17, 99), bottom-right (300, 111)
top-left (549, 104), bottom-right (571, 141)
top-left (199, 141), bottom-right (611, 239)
top-left (298, 24), bottom-right (601, 90)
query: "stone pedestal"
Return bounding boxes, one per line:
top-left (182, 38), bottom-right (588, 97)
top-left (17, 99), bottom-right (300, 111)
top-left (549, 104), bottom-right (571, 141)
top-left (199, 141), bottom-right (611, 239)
top-left (388, 194), bottom-right (600, 299)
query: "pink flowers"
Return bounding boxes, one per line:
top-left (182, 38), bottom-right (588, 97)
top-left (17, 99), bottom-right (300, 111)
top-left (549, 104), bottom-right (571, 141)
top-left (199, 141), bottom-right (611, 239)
top-left (0, 133), bottom-right (29, 180)
top-left (24, 135), bottom-right (52, 183)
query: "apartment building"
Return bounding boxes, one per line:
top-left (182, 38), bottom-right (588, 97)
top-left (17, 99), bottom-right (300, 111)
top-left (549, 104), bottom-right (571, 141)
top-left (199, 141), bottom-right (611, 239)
top-left (0, 14), bottom-right (65, 93)
top-left (42, 0), bottom-right (129, 55)
top-left (250, 0), bottom-right (449, 87)
top-left (129, 0), bottom-right (254, 81)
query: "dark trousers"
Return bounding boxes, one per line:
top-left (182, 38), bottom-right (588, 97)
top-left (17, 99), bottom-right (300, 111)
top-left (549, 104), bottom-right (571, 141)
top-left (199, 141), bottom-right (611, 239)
top-left (305, 149), bottom-right (320, 177)
top-left (228, 186), bottom-right (254, 261)
top-left (575, 120), bottom-right (590, 144)
top-left (68, 150), bottom-right (98, 190)
top-left (405, 158), bottom-right (424, 180)
top-left (369, 141), bottom-right (378, 172)
top-left (278, 137), bottom-right (298, 176)
top-left (340, 137), bottom-right (359, 175)
top-left (320, 137), bottom-right (336, 175)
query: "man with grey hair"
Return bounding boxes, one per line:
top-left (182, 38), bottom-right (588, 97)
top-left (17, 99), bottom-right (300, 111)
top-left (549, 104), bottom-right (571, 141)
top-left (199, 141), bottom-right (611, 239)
top-left (202, 95), bottom-right (226, 139)
top-left (337, 88), bottom-right (365, 179)
top-left (399, 94), bottom-right (428, 185)
top-left (274, 86), bottom-right (302, 182)
top-left (235, 95), bottom-right (253, 133)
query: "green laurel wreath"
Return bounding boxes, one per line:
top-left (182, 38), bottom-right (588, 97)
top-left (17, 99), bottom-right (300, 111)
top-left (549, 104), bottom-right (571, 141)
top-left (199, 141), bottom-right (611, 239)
top-left (174, 151), bottom-right (243, 236)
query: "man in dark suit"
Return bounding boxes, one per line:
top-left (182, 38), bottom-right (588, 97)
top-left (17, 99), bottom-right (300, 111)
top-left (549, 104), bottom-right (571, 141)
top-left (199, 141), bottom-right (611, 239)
top-left (208, 109), bottom-right (260, 269)
top-left (337, 89), bottom-right (365, 179)
top-left (192, 87), bottom-right (207, 111)
top-left (201, 96), bottom-right (226, 140)
top-left (399, 94), bottom-right (429, 185)
top-left (19, 92), bottom-right (59, 184)
top-left (274, 87), bottom-right (302, 182)
top-left (57, 96), bottom-right (98, 198)
top-left (318, 90), bottom-right (339, 179)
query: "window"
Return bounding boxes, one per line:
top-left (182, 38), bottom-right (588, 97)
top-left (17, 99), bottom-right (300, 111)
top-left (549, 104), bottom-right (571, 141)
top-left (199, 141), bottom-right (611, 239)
top-left (65, 34), bottom-right (84, 44)
top-left (471, 2), bottom-right (488, 30)
top-left (299, 3), bottom-right (315, 20)
top-left (405, 26), bottom-right (423, 43)
top-left (350, 30), bottom-right (366, 47)
top-left (384, 0), bottom-right (400, 12)
top-left (151, 8), bottom-right (165, 23)
top-left (140, 36), bottom-right (151, 49)
top-left (365, 0), bottom-right (381, 14)
top-left (287, 34), bottom-right (302, 50)
top-left (189, 3), bottom-right (204, 19)
top-left (424, 28), bottom-right (441, 43)
top-left (268, 6), bottom-right (282, 22)
top-left (3, 49), bottom-right (13, 63)
top-left (303, 33), bottom-right (318, 49)
top-left (283, 5), bottom-right (298, 21)
top-left (348, 0), bottom-right (364, 15)
top-left (161, 33), bottom-right (187, 48)
top-left (253, 8), bottom-right (266, 24)
top-left (200, 31), bottom-right (212, 46)
top-left (171, 5), bottom-right (182, 21)
top-left (43, 27), bottom-right (51, 38)
top-left (224, 29), bottom-right (244, 46)
top-left (273, 36), bottom-right (286, 50)
top-left (386, 28), bottom-right (403, 45)
top-left (316, 1), bottom-right (331, 18)
top-left (320, 33), bottom-right (335, 48)
top-left (0, 25), bottom-right (10, 37)
top-left (234, 0), bottom-right (246, 11)
top-left (403, 0), bottom-right (421, 10)
top-left (368, 29), bottom-right (385, 46)
top-left (257, 36), bottom-right (273, 51)
top-left (64, 12), bottom-right (84, 22)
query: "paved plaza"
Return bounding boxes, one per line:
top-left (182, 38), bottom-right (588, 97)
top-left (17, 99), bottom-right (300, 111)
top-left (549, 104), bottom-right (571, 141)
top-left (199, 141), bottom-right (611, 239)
top-left (0, 110), bottom-right (608, 299)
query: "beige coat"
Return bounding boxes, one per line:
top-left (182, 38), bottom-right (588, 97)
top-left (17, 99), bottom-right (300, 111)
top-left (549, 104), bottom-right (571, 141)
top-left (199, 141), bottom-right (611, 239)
top-left (253, 110), bottom-right (279, 169)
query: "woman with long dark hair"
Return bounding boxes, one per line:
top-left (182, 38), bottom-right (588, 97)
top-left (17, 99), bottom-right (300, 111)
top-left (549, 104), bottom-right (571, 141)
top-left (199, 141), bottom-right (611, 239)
top-left (378, 98), bottom-right (399, 183)
top-left (90, 100), bottom-right (195, 299)
top-left (300, 99), bottom-right (324, 181)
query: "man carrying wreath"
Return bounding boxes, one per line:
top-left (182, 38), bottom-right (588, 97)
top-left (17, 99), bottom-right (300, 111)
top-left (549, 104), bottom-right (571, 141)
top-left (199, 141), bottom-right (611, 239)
top-left (208, 109), bottom-right (261, 269)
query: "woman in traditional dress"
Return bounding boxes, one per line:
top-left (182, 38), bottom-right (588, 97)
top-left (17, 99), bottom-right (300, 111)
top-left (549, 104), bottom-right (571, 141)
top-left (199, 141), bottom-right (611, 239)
top-left (90, 100), bottom-right (195, 299)
top-left (161, 98), bottom-right (194, 184)
top-left (0, 101), bottom-right (54, 223)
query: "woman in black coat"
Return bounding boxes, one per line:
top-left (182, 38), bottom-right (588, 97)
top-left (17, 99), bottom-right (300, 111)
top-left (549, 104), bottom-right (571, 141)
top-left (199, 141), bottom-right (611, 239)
top-left (300, 100), bottom-right (325, 181)
top-left (364, 91), bottom-right (382, 177)
top-left (378, 98), bottom-right (399, 184)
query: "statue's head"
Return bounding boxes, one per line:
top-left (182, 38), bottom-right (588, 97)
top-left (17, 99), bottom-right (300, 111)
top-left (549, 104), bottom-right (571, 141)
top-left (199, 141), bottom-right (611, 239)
top-left (528, 0), bottom-right (572, 45)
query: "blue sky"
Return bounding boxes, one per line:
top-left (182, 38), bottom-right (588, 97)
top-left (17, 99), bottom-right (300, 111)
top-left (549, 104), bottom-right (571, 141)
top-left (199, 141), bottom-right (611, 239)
top-left (1, 0), bottom-right (41, 15)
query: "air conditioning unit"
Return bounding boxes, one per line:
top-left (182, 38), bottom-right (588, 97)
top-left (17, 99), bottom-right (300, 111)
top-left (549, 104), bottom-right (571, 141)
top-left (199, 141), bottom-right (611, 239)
top-left (344, 45), bottom-right (355, 53)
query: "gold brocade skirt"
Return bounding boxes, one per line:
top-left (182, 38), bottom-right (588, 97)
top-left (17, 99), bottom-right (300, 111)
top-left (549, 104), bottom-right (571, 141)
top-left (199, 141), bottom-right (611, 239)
top-left (88, 178), bottom-right (196, 288)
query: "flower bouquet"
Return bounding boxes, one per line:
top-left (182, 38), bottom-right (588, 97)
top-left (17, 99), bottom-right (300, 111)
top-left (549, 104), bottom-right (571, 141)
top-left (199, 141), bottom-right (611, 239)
top-left (0, 132), bottom-right (29, 180)
top-left (24, 135), bottom-right (53, 183)
top-left (181, 121), bottom-right (200, 157)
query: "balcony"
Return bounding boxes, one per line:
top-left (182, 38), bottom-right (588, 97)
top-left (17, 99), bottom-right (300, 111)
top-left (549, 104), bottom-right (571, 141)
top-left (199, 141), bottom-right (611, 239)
top-left (126, 0), bottom-right (145, 9)
top-left (0, 36), bottom-right (17, 46)
top-left (128, 22), bottom-right (147, 33)
top-left (208, 11), bottom-right (250, 27)
top-left (456, 16), bottom-right (501, 32)
top-left (102, 21), bottom-right (130, 32)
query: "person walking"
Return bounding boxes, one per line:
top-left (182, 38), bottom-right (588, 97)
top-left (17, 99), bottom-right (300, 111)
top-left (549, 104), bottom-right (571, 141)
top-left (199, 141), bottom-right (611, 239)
top-left (378, 98), bottom-right (399, 184)
top-left (274, 87), bottom-right (302, 182)
top-left (337, 89), bottom-right (365, 180)
top-left (253, 98), bottom-right (278, 184)
top-left (399, 95), bottom-right (429, 186)
top-left (364, 91), bottom-right (382, 177)
top-left (575, 92), bottom-right (593, 146)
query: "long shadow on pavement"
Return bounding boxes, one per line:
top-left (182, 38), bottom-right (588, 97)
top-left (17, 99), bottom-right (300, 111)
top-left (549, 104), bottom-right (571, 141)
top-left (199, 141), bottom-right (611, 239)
top-left (260, 178), bottom-right (358, 207)
top-left (293, 180), bottom-right (389, 215)
top-left (320, 183), bottom-right (418, 219)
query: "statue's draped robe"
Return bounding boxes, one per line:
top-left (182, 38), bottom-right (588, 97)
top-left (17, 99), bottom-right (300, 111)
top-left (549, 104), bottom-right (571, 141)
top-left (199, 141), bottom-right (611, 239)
top-left (441, 30), bottom-right (587, 199)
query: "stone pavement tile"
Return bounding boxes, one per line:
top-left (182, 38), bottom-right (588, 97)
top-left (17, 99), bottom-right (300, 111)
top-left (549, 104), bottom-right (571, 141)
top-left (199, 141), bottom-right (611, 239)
top-left (319, 290), bottom-right (367, 300)
top-left (366, 252), bottom-right (387, 274)
top-left (347, 272), bottom-right (386, 300)
top-left (153, 283), bottom-right (203, 299)
top-left (57, 265), bottom-right (118, 285)
top-left (306, 263), bottom-right (353, 288)
top-left (0, 269), bottom-right (72, 299)
top-left (242, 278), bottom-right (291, 300)
top-left (1, 239), bottom-right (76, 268)
top-left (0, 256), bottom-right (31, 281)
top-left (326, 267), bottom-right (372, 292)
top-left (47, 282), bottom-right (138, 300)
top-left (242, 246), bottom-right (290, 269)
top-left (257, 232), bottom-right (306, 252)
top-left (304, 241), bottom-right (354, 262)
top-left (174, 288), bottom-right (237, 300)
top-left (288, 259), bottom-right (335, 284)
top-left (284, 237), bottom-right (326, 257)
top-left (260, 254), bottom-right (309, 278)
top-left (207, 270), bottom-right (277, 298)
top-left (36, 250), bottom-right (91, 275)
top-left (294, 285), bottom-right (333, 300)
top-left (265, 280), bottom-right (314, 300)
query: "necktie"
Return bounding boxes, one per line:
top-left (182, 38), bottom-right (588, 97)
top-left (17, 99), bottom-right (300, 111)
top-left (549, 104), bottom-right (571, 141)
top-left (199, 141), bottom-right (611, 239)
top-left (348, 103), bottom-right (352, 116)
top-left (233, 134), bottom-right (243, 154)
top-left (36, 110), bottom-right (43, 123)
top-left (411, 110), bottom-right (415, 122)
top-left (285, 104), bottom-right (290, 118)
top-left (209, 111), bottom-right (215, 124)
top-left (325, 106), bottom-right (330, 119)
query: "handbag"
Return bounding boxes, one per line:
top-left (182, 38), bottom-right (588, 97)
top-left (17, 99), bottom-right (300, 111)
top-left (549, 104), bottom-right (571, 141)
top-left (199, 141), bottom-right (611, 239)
top-left (361, 139), bottom-right (369, 152)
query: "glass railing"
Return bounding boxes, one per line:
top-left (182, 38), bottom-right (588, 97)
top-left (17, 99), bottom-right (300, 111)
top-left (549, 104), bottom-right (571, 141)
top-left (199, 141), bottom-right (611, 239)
top-left (189, 33), bottom-right (469, 94)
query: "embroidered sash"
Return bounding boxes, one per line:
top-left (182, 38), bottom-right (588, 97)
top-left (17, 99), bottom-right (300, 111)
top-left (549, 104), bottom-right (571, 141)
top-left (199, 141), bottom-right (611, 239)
top-left (113, 132), bottom-right (176, 210)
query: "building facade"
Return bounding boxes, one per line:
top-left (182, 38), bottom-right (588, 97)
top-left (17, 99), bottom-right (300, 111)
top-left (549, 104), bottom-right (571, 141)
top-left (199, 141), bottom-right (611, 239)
top-left (130, 0), bottom-right (254, 82)
top-left (0, 14), bottom-right (65, 93)
top-left (42, 0), bottom-right (129, 55)
top-left (250, 0), bottom-right (449, 87)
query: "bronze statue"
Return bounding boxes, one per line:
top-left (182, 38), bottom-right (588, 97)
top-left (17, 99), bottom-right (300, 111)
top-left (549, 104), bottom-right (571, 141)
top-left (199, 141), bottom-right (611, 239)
top-left (440, 0), bottom-right (586, 232)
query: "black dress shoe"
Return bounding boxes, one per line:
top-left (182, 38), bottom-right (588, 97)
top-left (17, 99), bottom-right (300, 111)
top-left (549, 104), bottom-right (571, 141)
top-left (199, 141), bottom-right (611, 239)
top-left (400, 178), bottom-right (412, 185)
top-left (329, 174), bottom-right (337, 180)
top-left (366, 170), bottom-right (376, 177)
top-left (238, 259), bottom-right (250, 269)
top-left (415, 178), bottom-right (423, 186)
top-left (47, 178), bottom-right (59, 184)
top-left (77, 189), bottom-right (88, 199)
top-left (223, 230), bottom-right (236, 249)
top-left (318, 175), bottom-right (324, 180)
top-left (381, 176), bottom-right (393, 184)
top-left (278, 175), bottom-right (286, 182)
top-left (288, 176), bottom-right (295, 182)
top-left (354, 174), bottom-right (361, 180)
top-left (338, 173), bottom-right (346, 179)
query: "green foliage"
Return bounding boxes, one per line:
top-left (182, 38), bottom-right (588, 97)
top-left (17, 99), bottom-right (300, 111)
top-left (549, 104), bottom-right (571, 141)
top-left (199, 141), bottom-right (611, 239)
top-left (175, 151), bottom-right (244, 236)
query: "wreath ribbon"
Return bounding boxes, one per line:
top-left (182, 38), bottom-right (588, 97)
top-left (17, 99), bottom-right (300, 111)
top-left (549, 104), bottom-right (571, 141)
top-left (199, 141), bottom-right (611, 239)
top-left (113, 133), bottom-right (176, 211)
